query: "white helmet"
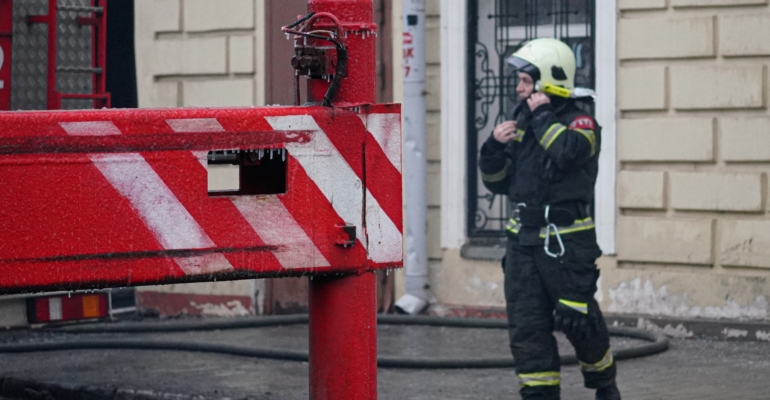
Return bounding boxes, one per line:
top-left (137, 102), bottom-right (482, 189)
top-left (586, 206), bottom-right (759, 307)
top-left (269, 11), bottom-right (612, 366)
top-left (507, 38), bottom-right (576, 90)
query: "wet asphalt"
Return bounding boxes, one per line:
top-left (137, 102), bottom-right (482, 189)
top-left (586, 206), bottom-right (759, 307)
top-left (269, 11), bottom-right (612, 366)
top-left (0, 318), bottom-right (768, 399)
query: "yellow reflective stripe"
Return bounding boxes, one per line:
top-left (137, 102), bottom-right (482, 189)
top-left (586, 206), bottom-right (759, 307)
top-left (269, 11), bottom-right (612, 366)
top-left (518, 371), bottom-right (560, 387)
top-left (507, 217), bottom-right (595, 236)
top-left (538, 217), bottom-right (595, 238)
top-left (579, 349), bottom-right (614, 373)
top-left (559, 299), bottom-right (588, 314)
top-left (481, 159), bottom-right (511, 183)
top-left (514, 129), bottom-right (526, 142)
top-left (540, 123), bottom-right (567, 150)
top-left (574, 128), bottom-right (597, 156)
top-left (506, 218), bottom-right (520, 234)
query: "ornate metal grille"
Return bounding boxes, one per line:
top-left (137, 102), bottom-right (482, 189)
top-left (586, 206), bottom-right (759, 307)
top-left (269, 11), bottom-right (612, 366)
top-left (466, 0), bottom-right (595, 240)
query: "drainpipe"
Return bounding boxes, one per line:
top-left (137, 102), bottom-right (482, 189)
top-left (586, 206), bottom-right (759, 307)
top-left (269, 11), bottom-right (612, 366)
top-left (394, 0), bottom-right (431, 315)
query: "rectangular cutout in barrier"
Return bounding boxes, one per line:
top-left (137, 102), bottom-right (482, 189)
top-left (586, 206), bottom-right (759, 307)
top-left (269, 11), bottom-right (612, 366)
top-left (207, 149), bottom-right (287, 196)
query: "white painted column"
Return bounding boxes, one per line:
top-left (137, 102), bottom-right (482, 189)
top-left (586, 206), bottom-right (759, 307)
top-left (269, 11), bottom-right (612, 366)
top-left (440, 0), bottom-right (468, 250)
top-left (595, 0), bottom-right (618, 254)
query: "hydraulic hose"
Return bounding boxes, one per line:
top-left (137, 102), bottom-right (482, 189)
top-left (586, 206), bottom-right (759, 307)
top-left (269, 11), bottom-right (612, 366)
top-left (0, 315), bottom-right (669, 369)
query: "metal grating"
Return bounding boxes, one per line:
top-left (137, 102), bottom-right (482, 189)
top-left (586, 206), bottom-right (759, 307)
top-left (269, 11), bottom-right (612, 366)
top-left (11, 0), bottom-right (48, 110)
top-left (57, 0), bottom-right (93, 109)
top-left (10, 0), bottom-right (93, 110)
top-left (466, 0), bottom-right (595, 240)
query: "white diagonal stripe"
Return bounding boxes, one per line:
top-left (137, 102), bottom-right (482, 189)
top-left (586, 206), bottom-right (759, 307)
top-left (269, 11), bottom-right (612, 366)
top-left (88, 153), bottom-right (233, 274)
top-left (367, 113), bottom-right (402, 173)
top-left (366, 190), bottom-right (403, 263)
top-left (167, 118), bottom-right (224, 169)
top-left (66, 124), bottom-right (232, 275)
top-left (60, 121), bottom-right (122, 136)
top-left (166, 118), bottom-right (225, 133)
top-left (232, 197), bottom-right (330, 269)
top-left (265, 115), bottom-right (365, 249)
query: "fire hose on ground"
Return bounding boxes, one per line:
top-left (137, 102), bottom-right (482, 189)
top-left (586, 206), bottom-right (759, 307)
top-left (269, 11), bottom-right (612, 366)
top-left (0, 315), bottom-right (669, 369)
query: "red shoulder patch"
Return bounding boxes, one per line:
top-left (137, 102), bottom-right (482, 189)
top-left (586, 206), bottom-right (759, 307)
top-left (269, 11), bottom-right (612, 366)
top-left (568, 116), bottom-right (595, 130)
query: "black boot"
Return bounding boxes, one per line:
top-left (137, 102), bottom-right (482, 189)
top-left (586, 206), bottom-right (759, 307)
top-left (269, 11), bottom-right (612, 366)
top-left (595, 381), bottom-right (621, 400)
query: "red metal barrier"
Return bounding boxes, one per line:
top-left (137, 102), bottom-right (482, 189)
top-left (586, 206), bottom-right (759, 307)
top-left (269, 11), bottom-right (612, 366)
top-left (0, 104), bottom-right (402, 292)
top-left (0, 0), bottom-right (394, 398)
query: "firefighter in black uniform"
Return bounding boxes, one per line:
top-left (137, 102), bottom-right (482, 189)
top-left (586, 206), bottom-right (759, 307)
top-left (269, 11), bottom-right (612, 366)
top-left (479, 38), bottom-right (621, 400)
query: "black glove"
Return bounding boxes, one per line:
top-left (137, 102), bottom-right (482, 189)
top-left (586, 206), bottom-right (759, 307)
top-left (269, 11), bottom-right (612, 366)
top-left (554, 298), bottom-right (600, 340)
top-left (513, 102), bottom-right (533, 132)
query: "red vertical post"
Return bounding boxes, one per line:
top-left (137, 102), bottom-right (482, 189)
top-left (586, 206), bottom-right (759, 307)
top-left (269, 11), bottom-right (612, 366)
top-left (305, 1), bottom-right (379, 399)
top-left (45, 0), bottom-right (59, 109)
top-left (91, 0), bottom-right (109, 108)
top-left (0, 0), bottom-right (12, 110)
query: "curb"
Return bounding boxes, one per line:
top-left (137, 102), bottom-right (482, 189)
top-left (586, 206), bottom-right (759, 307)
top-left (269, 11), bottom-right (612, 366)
top-left (0, 378), bottom-right (246, 400)
top-left (605, 314), bottom-right (770, 342)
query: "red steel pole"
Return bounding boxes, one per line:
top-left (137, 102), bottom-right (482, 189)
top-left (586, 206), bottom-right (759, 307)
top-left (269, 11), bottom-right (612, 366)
top-left (0, 0), bottom-right (12, 110)
top-left (305, 1), bottom-right (379, 399)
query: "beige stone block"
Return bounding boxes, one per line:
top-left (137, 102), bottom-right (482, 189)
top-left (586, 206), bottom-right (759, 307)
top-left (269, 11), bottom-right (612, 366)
top-left (618, 118), bottom-right (714, 162)
top-left (152, 37), bottom-right (227, 76)
top-left (672, 0), bottom-right (768, 7)
top-left (183, 0), bottom-right (254, 32)
top-left (619, 17), bottom-right (713, 59)
top-left (670, 172), bottom-right (763, 212)
top-left (722, 118), bottom-right (770, 162)
top-left (617, 217), bottom-right (714, 264)
top-left (721, 220), bottom-right (770, 268)
top-left (427, 207), bottom-right (442, 260)
top-left (229, 36), bottom-right (255, 74)
top-left (208, 164), bottom-right (240, 192)
top-left (183, 79), bottom-right (254, 107)
top-left (618, 66), bottom-right (666, 111)
top-left (432, 249), bottom-right (505, 307)
top-left (600, 264), bottom-right (770, 318)
top-left (427, 161), bottom-right (441, 207)
top-left (146, 81), bottom-right (179, 108)
top-left (619, 0), bottom-right (667, 9)
top-left (426, 0), bottom-right (441, 16)
top-left (671, 66), bottom-right (764, 110)
top-left (426, 111), bottom-right (441, 161)
top-left (425, 65), bottom-right (441, 111)
top-left (618, 171), bottom-right (666, 209)
top-left (146, 0), bottom-right (181, 32)
top-left (425, 17), bottom-right (441, 65)
top-left (721, 14), bottom-right (770, 57)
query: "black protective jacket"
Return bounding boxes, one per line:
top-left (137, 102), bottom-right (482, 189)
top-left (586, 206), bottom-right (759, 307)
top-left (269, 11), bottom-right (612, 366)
top-left (479, 98), bottom-right (601, 242)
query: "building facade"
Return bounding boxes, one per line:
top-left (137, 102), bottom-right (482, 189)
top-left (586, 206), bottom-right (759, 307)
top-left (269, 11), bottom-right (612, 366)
top-left (414, 0), bottom-right (770, 323)
top-left (131, 0), bottom-right (770, 323)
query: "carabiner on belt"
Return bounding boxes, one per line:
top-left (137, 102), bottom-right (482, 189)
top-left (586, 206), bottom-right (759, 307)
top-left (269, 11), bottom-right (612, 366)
top-left (543, 205), bottom-right (566, 258)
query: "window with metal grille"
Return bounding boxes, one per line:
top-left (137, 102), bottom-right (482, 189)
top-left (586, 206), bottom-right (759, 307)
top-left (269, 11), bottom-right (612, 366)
top-left (466, 0), bottom-right (595, 243)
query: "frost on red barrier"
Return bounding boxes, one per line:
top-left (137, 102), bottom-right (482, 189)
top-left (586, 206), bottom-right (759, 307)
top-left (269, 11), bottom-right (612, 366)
top-left (0, 105), bottom-right (402, 294)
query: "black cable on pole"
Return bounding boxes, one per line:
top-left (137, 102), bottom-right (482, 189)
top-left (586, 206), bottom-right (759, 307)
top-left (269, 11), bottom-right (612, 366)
top-left (0, 315), bottom-right (668, 370)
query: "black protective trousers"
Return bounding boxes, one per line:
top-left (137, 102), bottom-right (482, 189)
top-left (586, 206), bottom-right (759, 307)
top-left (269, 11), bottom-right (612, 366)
top-left (504, 230), bottom-right (616, 400)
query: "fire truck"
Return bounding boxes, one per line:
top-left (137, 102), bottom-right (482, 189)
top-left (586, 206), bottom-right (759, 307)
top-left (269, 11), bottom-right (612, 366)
top-left (0, 0), bottom-right (137, 327)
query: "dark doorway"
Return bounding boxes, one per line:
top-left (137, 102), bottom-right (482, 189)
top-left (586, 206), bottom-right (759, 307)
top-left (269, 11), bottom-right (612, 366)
top-left (106, 0), bottom-right (137, 108)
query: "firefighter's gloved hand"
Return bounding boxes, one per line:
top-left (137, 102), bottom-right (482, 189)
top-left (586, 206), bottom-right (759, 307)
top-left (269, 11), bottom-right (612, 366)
top-left (554, 299), bottom-right (598, 339)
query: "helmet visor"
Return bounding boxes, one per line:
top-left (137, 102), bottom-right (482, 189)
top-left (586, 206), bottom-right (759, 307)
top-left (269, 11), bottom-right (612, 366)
top-left (507, 56), bottom-right (540, 84)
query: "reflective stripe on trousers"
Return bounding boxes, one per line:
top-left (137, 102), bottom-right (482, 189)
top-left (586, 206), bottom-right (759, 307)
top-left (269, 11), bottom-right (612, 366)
top-left (579, 348), bottom-right (614, 373)
top-left (518, 371), bottom-right (561, 387)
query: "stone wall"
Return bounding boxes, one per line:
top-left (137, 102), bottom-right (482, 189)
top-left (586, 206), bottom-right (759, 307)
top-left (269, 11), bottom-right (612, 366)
top-left (135, 0), bottom-right (265, 108)
top-left (608, 0), bottom-right (770, 320)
